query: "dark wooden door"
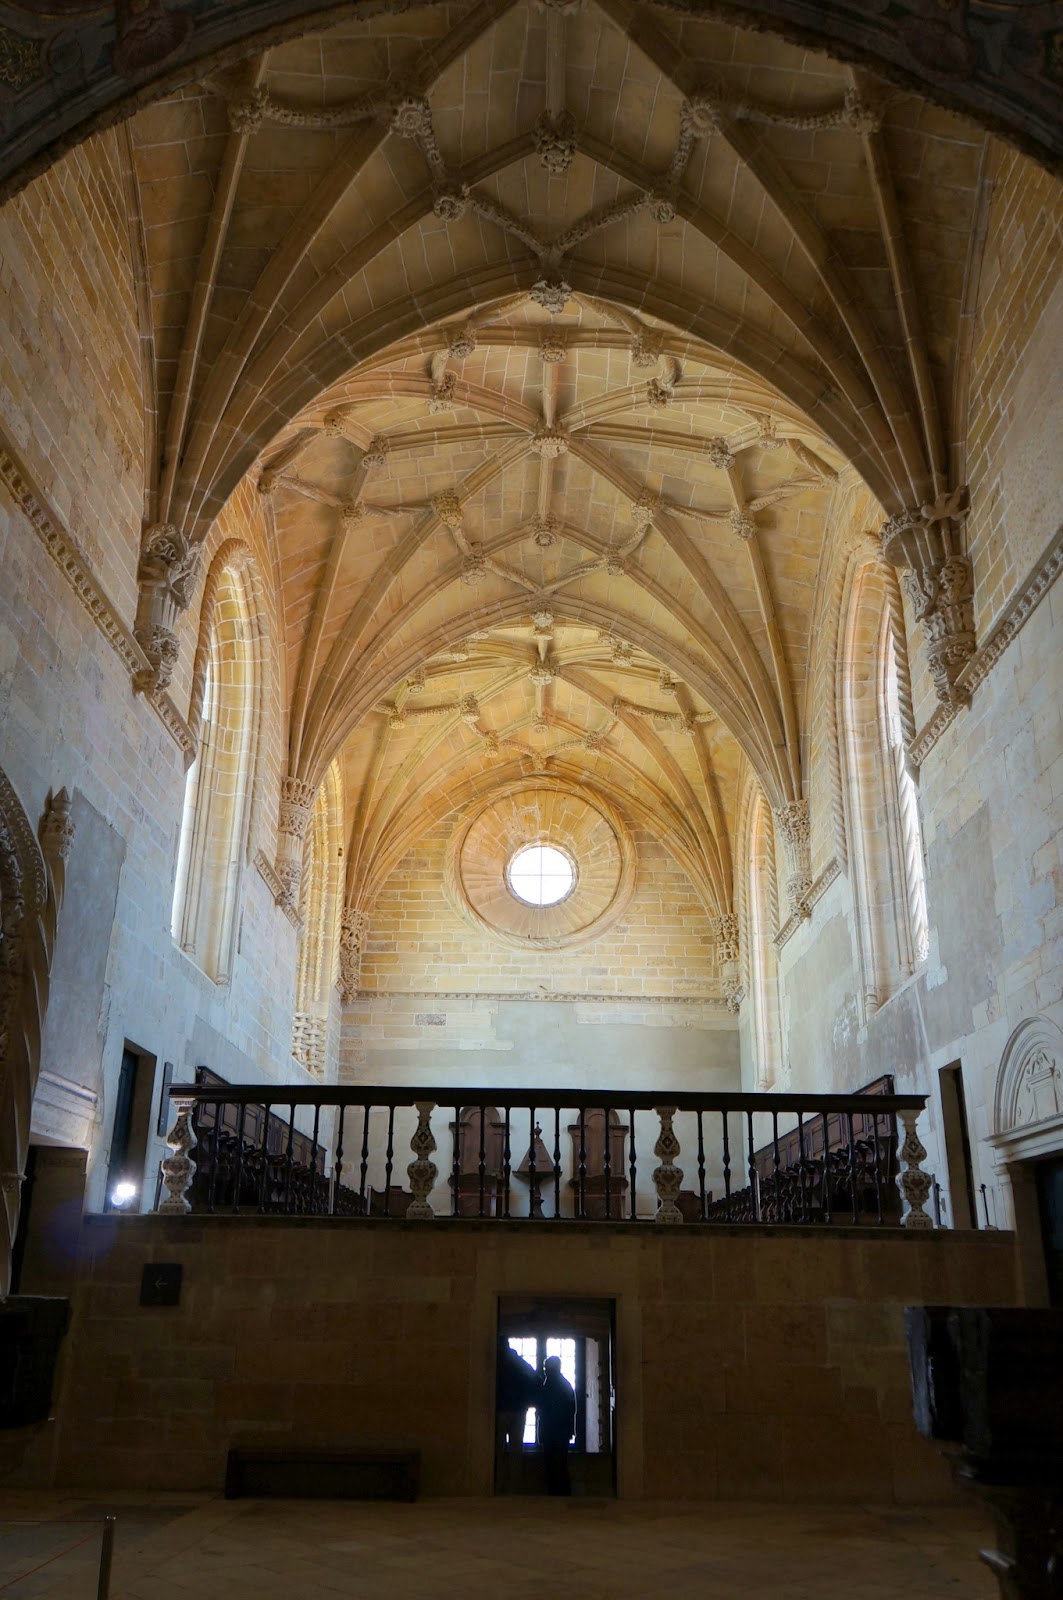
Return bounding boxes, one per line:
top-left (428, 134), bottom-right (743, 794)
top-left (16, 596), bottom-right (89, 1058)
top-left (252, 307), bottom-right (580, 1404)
top-left (1035, 1156), bottom-right (1063, 1307)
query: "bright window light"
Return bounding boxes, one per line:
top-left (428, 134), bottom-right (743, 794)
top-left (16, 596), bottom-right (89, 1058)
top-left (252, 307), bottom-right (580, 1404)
top-left (507, 844), bottom-right (574, 907)
top-left (110, 1181), bottom-right (138, 1208)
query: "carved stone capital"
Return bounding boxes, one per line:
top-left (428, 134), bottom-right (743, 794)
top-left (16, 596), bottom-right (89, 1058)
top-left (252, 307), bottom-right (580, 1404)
top-left (881, 489), bottom-right (977, 705)
top-left (137, 522), bottom-right (201, 611)
top-left (775, 800), bottom-right (813, 916)
top-left (278, 776), bottom-right (316, 839)
top-left (646, 378), bottom-right (672, 409)
top-left (706, 436), bottom-right (736, 470)
top-left (729, 509), bottom-right (757, 541)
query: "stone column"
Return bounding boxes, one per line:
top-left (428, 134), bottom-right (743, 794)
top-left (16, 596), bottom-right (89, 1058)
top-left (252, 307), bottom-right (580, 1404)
top-left (775, 800), bottom-right (812, 918)
top-left (879, 488), bottom-right (975, 707)
top-left (133, 523), bottom-right (201, 694)
top-left (897, 1108), bottom-right (934, 1229)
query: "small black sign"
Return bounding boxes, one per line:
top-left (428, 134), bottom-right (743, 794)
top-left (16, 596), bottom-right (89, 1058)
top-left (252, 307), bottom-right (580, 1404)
top-left (140, 1263), bottom-right (182, 1306)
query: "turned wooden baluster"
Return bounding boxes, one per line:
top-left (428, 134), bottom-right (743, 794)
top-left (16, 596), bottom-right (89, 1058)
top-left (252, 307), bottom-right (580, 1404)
top-left (406, 1101), bottom-right (438, 1219)
top-left (652, 1105), bottom-right (684, 1224)
top-left (897, 1107), bottom-right (934, 1229)
top-left (159, 1096), bottom-right (198, 1214)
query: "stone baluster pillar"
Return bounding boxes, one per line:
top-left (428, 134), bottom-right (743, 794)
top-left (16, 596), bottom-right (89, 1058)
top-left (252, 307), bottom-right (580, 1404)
top-left (406, 1103), bottom-right (438, 1219)
top-left (775, 800), bottom-right (812, 918)
top-left (133, 523), bottom-right (202, 695)
top-left (879, 488), bottom-right (975, 707)
top-left (159, 1096), bottom-right (198, 1214)
top-left (276, 776), bottom-right (316, 909)
top-left (897, 1108), bottom-right (934, 1229)
top-left (652, 1106), bottom-right (684, 1224)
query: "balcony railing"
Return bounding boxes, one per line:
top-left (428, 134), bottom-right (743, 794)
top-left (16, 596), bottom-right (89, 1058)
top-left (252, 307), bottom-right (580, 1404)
top-left (158, 1084), bottom-right (935, 1228)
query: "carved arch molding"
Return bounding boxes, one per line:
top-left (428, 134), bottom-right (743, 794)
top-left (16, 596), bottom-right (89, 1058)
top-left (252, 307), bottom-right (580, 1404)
top-left (0, 0), bottom-right (1062, 205)
top-left (0, 767), bottom-right (74, 1297)
top-left (989, 1013), bottom-right (1063, 1170)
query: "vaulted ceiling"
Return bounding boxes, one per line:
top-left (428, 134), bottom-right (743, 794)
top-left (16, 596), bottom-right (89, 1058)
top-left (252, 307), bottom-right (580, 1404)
top-left (125, 0), bottom-right (990, 916)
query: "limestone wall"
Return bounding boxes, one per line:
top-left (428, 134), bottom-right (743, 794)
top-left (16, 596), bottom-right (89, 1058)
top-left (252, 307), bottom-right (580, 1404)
top-left (44, 1215), bottom-right (1016, 1501)
top-left (344, 819), bottom-right (737, 1091)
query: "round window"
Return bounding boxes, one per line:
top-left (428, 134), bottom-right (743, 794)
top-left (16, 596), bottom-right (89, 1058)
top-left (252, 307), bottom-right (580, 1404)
top-left (506, 843), bottom-right (576, 907)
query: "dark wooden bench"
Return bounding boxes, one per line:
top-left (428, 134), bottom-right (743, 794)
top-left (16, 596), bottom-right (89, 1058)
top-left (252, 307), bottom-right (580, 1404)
top-left (224, 1445), bottom-right (420, 1501)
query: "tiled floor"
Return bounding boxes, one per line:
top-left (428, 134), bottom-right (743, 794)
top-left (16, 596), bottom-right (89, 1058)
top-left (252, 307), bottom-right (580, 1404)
top-left (0, 1492), bottom-right (999, 1600)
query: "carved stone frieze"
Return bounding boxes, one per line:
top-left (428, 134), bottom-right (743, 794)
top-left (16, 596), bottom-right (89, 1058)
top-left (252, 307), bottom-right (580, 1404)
top-left (712, 911), bottom-right (740, 963)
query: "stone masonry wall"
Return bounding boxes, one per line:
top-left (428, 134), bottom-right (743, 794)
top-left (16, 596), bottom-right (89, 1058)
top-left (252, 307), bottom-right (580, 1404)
top-left (44, 1215), bottom-right (1017, 1502)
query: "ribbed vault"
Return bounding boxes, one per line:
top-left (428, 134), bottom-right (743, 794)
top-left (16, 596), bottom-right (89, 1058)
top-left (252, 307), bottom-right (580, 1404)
top-left (121, 0), bottom-right (995, 926)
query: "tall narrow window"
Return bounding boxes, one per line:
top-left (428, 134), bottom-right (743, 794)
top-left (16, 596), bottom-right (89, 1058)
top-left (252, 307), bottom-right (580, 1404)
top-left (292, 762), bottom-right (344, 1079)
top-left (884, 624), bottom-right (929, 966)
top-left (840, 561), bottom-right (926, 1016)
top-left (172, 559), bottom-right (262, 981)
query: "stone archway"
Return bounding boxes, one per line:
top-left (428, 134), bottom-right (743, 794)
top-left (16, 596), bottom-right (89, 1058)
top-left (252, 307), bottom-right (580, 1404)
top-left (988, 1014), bottom-right (1063, 1303)
top-left (0, 0), bottom-right (1061, 211)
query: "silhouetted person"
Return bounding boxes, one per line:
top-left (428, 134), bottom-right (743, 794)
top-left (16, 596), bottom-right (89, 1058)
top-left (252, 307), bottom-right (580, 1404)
top-left (496, 1339), bottom-right (537, 1490)
top-left (537, 1354), bottom-right (576, 1496)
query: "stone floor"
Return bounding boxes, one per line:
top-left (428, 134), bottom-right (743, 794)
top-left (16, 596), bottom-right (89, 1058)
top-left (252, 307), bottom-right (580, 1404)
top-left (0, 1491), bottom-right (999, 1600)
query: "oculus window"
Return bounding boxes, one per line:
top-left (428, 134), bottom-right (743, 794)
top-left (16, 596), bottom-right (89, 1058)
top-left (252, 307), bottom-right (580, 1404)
top-left (507, 844), bottom-right (575, 907)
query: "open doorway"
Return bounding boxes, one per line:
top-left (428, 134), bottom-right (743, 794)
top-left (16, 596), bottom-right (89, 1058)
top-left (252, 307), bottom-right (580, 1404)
top-left (496, 1295), bottom-right (616, 1497)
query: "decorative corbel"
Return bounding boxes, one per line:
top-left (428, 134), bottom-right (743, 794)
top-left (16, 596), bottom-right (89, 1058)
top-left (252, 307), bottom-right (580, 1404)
top-left (133, 523), bottom-right (201, 694)
top-left (879, 487), bottom-right (975, 706)
top-left (774, 800), bottom-right (813, 918)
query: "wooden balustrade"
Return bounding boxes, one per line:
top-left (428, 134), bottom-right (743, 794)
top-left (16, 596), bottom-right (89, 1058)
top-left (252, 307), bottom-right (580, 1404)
top-left (159, 1082), bottom-right (934, 1229)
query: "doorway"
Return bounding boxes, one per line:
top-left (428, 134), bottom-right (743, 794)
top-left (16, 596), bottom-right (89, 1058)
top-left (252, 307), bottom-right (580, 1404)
top-left (1035, 1155), bottom-right (1063, 1307)
top-left (496, 1295), bottom-right (616, 1497)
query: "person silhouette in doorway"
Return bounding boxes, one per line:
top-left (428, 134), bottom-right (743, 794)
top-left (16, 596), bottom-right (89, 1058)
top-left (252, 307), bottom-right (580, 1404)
top-left (496, 1339), bottom-right (538, 1491)
top-left (537, 1354), bottom-right (576, 1496)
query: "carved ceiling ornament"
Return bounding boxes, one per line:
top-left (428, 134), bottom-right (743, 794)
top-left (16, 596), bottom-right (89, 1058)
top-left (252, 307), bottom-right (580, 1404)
top-left (534, 110), bottom-right (577, 175)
